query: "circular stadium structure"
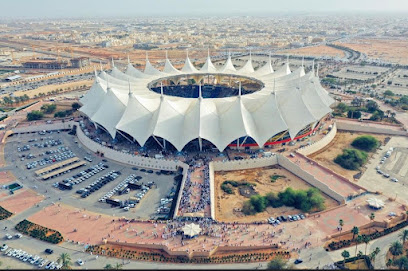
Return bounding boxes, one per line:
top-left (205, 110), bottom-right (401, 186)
top-left (79, 52), bottom-right (335, 152)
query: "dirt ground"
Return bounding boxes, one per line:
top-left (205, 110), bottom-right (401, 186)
top-left (309, 132), bottom-right (387, 180)
top-left (337, 39), bottom-right (408, 65)
top-left (214, 165), bottom-right (338, 223)
top-left (0, 189), bottom-right (44, 214)
top-left (278, 45), bottom-right (346, 58)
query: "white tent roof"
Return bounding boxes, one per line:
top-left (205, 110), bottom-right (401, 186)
top-left (366, 198), bottom-right (385, 209)
top-left (163, 52), bottom-right (182, 74)
top-left (182, 223), bottom-right (201, 237)
top-left (219, 53), bottom-right (237, 73)
top-left (200, 52), bottom-right (217, 73)
top-left (80, 52), bottom-right (334, 151)
top-left (181, 53), bottom-right (199, 73)
top-left (237, 53), bottom-right (255, 75)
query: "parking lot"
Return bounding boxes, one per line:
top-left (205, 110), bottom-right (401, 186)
top-left (4, 130), bottom-right (181, 220)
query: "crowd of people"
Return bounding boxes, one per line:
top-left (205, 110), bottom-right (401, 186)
top-left (177, 158), bottom-right (211, 216)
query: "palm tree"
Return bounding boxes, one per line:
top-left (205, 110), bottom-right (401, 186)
top-left (399, 229), bottom-right (408, 245)
top-left (57, 253), bottom-right (72, 269)
top-left (369, 213), bottom-right (375, 234)
top-left (351, 226), bottom-right (359, 240)
top-left (370, 247), bottom-right (381, 262)
top-left (104, 264), bottom-right (113, 269)
top-left (354, 235), bottom-right (363, 262)
top-left (339, 219), bottom-right (344, 232)
top-left (393, 256), bottom-right (408, 270)
top-left (363, 235), bottom-right (371, 256)
top-left (386, 259), bottom-right (393, 268)
top-left (390, 241), bottom-right (404, 260)
top-left (341, 250), bottom-right (350, 267)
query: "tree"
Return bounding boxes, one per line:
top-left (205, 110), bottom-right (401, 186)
top-left (341, 250), bottom-right (350, 266)
top-left (242, 201), bottom-right (256, 215)
top-left (389, 241), bottom-right (403, 260)
top-left (250, 195), bottom-right (267, 212)
top-left (366, 100), bottom-right (379, 113)
top-left (347, 110), bottom-right (361, 119)
top-left (386, 259), bottom-right (393, 267)
top-left (369, 247), bottom-right (380, 262)
top-left (57, 253), bottom-right (72, 269)
top-left (391, 112), bottom-right (396, 119)
top-left (41, 104), bottom-right (57, 114)
top-left (334, 148), bottom-right (368, 170)
top-left (363, 235), bottom-right (371, 256)
top-left (267, 256), bottom-right (288, 269)
top-left (393, 256), bottom-right (408, 270)
top-left (336, 103), bottom-right (348, 113)
top-left (354, 235), bottom-right (362, 262)
top-left (351, 136), bottom-right (379, 152)
top-left (104, 264), bottom-right (113, 269)
top-left (72, 102), bottom-right (80, 110)
top-left (399, 229), bottom-right (408, 245)
top-left (351, 226), bottom-right (359, 240)
top-left (27, 111), bottom-right (44, 121)
top-left (384, 90), bottom-right (394, 97)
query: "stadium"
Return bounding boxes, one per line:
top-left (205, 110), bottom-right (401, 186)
top-left (79, 52), bottom-right (335, 152)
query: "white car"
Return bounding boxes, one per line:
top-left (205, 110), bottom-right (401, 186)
top-left (15, 233), bottom-right (23, 238)
top-left (77, 259), bottom-right (84, 266)
top-left (391, 178), bottom-right (399, 182)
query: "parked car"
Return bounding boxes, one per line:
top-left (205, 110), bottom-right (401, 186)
top-left (44, 248), bottom-right (53, 254)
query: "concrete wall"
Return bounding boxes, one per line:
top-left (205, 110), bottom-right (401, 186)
top-left (297, 123), bottom-right (337, 156)
top-left (277, 155), bottom-right (345, 204)
top-left (12, 121), bottom-right (76, 134)
top-left (336, 121), bottom-right (407, 136)
top-left (76, 124), bottom-right (181, 171)
top-left (173, 162), bottom-right (189, 219)
top-left (208, 154), bottom-right (346, 219)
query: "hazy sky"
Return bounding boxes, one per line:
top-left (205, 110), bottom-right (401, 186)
top-left (2, 0), bottom-right (408, 18)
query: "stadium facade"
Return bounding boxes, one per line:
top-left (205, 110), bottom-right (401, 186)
top-left (79, 52), bottom-right (335, 152)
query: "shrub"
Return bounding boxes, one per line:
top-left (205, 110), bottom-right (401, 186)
top-left (40, 104), bottom-right (57, 114)
top-left (250, 195), bottom-right (267, 212)
top-left (0, 206), bottom-right (12, 220)
top-left (243, 187), bottom-right (326, 215)
top-left (27, 110), bottom-right (44, 121)
top-left (351, 135), bottom-right (379, 152)
top-left (334, 148), bottom-right (368, 170)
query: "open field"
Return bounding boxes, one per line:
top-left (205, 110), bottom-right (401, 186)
top-left (337, 39), bottom-right (408, 65)
top-left (214, 165), bottom-right (338, 223)
top-left (0, 189), bottom-right (44, 214)
top-left (278, 45), bottom-right (346, 58)
top-left (309, 132), bottom-right (388, 180)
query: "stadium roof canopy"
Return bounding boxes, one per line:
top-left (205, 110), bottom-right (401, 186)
top-left (80, 53), bottom-right (335, 151)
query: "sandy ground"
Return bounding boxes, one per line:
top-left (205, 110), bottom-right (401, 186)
top-left (337, 39), bottom-right (408, 65)
top-left (0, 80), bottom-right (92, 99)
top-left (0, 189), bottom-right (44, 214)
top-left (0, 170), bottom-right (15, 185)
top-left (278, 45), bottom-right (346, 58)
top-left (309, 132), bottom-right (388, 180)
top-left (214, 165), bottom-right (338, 223)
